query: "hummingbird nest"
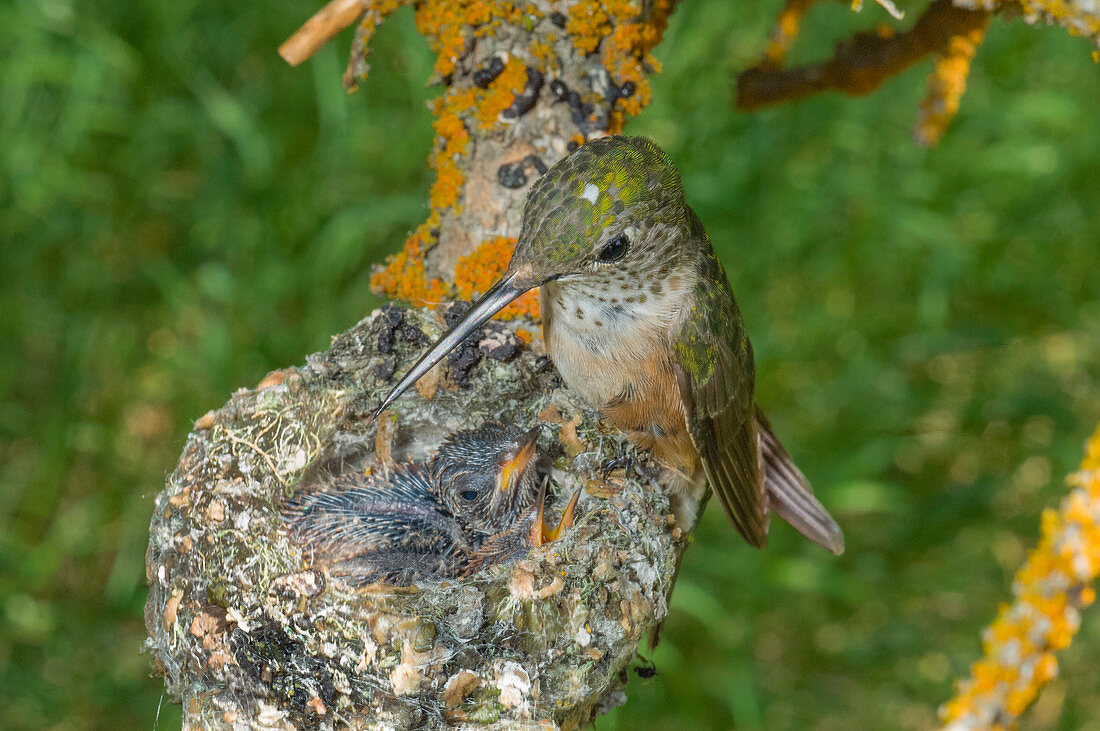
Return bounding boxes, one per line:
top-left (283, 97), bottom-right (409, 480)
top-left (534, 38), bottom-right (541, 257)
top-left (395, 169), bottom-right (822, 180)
top-left (144, 304), bottom-right (686, 729)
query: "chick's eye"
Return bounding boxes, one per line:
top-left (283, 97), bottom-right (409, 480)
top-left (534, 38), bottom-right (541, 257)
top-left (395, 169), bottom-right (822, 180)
top-left (598, 234), bottom-right (629, 263)
top-left (460, 489), bottom-right (478, 502)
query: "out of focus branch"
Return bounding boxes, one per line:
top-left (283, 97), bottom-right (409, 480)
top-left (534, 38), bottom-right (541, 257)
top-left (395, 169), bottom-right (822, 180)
top-left (915, 15), bottom-right (989, 145)
top-left (737, 0), bottom-right (990, 112)
top-left (278, 0), bottom-right (368, 66)
top-left (940, 423), bottom-right (1100, 727)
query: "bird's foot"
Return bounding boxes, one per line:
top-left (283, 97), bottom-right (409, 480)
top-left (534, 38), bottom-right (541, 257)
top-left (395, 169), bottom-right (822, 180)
top-left (600, 453), bottom-right (637, 480)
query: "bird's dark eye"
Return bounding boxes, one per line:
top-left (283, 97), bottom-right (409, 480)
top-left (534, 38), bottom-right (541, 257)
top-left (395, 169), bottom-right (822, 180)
top-left (598, 234), bottom-right (629, 263)
top-left (460, 489), bottom-right (478, 501)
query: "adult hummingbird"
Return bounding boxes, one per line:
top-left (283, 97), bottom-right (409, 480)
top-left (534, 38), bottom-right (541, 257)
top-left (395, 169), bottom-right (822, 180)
top-left (376, 135), bottom-right (843, 554)
top-left (283, 423), bottom-right (579, 585)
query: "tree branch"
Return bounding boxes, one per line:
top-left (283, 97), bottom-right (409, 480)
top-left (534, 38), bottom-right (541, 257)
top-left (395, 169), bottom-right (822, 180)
top-left (737, 0), bottom-right (990, 112)
top-left (278, 0), bottom-right (368, 67)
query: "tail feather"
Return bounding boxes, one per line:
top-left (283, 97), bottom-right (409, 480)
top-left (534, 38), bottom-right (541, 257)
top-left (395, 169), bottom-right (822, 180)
top-left (755, 405), bottom-right (845, 555)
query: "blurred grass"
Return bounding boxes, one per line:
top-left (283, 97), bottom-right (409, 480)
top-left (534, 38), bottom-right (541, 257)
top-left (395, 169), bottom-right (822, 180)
top-left (1, 0), bottom-right (1098, 728)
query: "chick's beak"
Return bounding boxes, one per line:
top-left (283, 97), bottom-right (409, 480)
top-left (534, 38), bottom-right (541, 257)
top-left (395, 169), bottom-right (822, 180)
top-left (530, 480), bottom-right (583, 548)
top-left (497, 427), bottom-right (541, 495)
top-left (373, 271), bottom-right (538, 416)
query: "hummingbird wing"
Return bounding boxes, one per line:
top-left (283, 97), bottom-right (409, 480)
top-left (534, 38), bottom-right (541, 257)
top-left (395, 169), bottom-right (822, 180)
top-left (670, 260), bottom-right (768, 547)
top-left (461, 523), bottom-right (532, 577)
top-left (755, 405), bottom-right (845, 555)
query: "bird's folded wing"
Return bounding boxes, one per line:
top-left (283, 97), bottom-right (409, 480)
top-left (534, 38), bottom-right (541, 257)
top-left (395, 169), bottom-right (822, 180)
top-left (672, 316), bottom-right (768, 547)
top-left (461, 526), bottom-right (530, 577)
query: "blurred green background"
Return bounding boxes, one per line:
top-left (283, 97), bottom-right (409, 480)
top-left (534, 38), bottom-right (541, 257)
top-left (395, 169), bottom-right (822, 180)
top-left (2, 0), bottom-right (1099, 728)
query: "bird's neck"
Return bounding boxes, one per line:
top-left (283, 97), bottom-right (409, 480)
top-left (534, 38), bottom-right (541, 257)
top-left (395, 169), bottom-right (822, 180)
top-left (540, 258), bottom-right (697, 408)
top-left (546, 262), bottom-right (697, 343)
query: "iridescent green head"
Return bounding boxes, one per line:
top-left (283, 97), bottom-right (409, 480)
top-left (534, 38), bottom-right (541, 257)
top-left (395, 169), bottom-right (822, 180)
top-left (509, 135), bottom-right (688, 287)
top-left (375, 136), bottom-right (692, 416)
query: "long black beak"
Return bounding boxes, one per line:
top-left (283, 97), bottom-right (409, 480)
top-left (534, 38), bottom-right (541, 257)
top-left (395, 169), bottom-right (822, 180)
top-left (373, 273), bottom-right (534, 415)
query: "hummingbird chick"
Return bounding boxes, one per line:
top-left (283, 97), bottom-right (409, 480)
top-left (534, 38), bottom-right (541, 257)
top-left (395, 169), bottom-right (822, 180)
top-left (431, 423), bottom-right (582, 577)
top-left (283, 423), bottom-right (578, 586)
top-left (283, 463), bottom-right (467, 586)
top-left (376, 135), bottom-right (844, 555)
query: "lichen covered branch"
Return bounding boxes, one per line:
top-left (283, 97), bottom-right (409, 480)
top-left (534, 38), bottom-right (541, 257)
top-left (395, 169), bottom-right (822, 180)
top-left (957, 0), bottom-right (1100, 43)
top-left (940, 423), bottom-right (1100, 727)
top-left (737, 0), bottom-right (990, 112)
top-left (278, 0), bottom-right (679, 314)
top-left (737, 0), bottom-right (1100, 146)
top-left (914, 15), bottom-right (989, 145)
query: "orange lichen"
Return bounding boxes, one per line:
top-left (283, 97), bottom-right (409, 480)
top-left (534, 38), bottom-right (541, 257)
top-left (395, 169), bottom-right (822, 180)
top-left (373, 81), bottom-right (474, 304)
top-left (476, 58), bottom-right (530, 128)
top-left (915, 15), bottom-right (988, 145)
top-left (567, 2), bottom-right (612, 54)
top-left (760, 0), bottom-right (820, 70)
top-left (603, 1), bottom-right (674, 116)
top-left (415, 1), bottom-right (489, 79)
top-left (473, 2), bottom-right (529, 40)
top-left (739, 0), bottom-right (1098, 132)
top-left (413, 1), bottom-right (534, 78)
top-left (940, 423), bottom-right (1100, 728)
top-left (372, 2), bottom-right (540, 307)
top-left (429, 93), bottom-right (472, 212)
top-left (530, 37), bottom-right (557, 68)
top-left (453, 237), bottom-right (540, 320)
top-left (421, 57), bottom-right (532, 215)
top-left (738, 0), bottom-right (990, 111)
top-left (369, 0), bottom-right (673, 311)
top-left (567, 0), bottom-right (675, 119)
top-left (370, 225), bottom-right (450, 306)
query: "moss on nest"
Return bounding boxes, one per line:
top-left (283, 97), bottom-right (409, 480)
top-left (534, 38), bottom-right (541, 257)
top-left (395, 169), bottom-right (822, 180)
top-left (145, 306), bottom-right (685, 729)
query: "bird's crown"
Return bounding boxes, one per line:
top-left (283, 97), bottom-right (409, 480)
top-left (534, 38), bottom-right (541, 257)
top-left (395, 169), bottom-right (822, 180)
top-left (510, 135), bottom-right (686, 280)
